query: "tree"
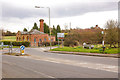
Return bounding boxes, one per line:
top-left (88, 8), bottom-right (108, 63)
top-left (32, 23), bottom-right (38, 30)
top-left (3, 30), bottom-right (16, 36)
top-left (56, 25), bottom-right (61, 33)
top-left (52, 25), bottom-right (56, 35)
top-left (105, 20), bottom-right (118, 48)
top-left (64, 33), bottom-right (81, 47)
top-left (56, 25), bottom-right (61, 41)
top-left (90, 26), bottom-right (94, 29)
top-left (23, 28), bottom-right (28, 32)
top-left (44, 23), bottom-right (50, 34)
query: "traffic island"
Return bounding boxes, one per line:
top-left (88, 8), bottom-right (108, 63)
top-left (3, 53), bottom-right (30, 56)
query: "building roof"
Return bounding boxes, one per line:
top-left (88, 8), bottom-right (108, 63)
top-left (21, 29), bottom-right (45, 35)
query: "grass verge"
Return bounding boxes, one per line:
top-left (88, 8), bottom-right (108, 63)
top-left (51, 47), bottom-right (119, 54)
top-left (2, 36), bottom-right (16, 41)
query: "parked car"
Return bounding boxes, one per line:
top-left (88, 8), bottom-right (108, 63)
top-left (83, 42), bottom-right (94, 49)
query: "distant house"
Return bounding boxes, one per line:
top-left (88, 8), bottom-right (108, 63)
top-left (16, 19), bottom-right (55, 47)
top-left (70, 25), bottom-right (103, 33)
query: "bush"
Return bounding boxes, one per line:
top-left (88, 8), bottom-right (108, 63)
top-left (64, 40), bottom-right (79, 47)
top-left (42, 41), bottom-right (62, 46)
top-left (2, 41), bottom-right (30, 47)
top-left (64, 33), bottom-right (80, 47)
top-left (42, 42), bottom-right (50, 46)
top-left (3, 41), bottom-right (11, 45)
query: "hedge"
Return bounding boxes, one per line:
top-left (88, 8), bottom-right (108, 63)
top-left (2, 41), bottom-right (30, 47)
top-left (42, 41), bottom-right (62, 46)
top-left (1, 41), bottom-right (61, 47)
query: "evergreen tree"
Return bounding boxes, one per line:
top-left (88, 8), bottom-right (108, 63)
top-left (56, 25), bottom-right (61, 33)
top-left (32, 23), bottom-right (38, 30)
top-left (52, 25), bottom-right (56, 35)
top-left (23, 28), bottom-right (28, 32)
top-left (44, 23), bottom-right (50, 34)
top-left (56, 25), bottom-right (61, 41)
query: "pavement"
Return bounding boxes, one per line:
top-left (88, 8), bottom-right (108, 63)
top-left (1, 47), bottom-right (119, 78)
top-left (46, 51), bottom-right (119, 58)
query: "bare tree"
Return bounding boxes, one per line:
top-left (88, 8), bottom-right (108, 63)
top-left (105, 20), bottom-right (118, 48)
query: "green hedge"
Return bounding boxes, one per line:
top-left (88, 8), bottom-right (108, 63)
top-left (2, 41), bottom-right (30, 47)
top-left (42, 41), bottom-right (62, 46)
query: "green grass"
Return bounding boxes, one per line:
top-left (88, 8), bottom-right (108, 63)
top-left (2, 36), bottom-right (16, 41)
top-left (51, 46), bottom-right (119, 54)
top-left (0, 46), bottom-right (20, 49)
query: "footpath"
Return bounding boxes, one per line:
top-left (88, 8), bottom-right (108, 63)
top-left (45, 51), bottom-right (119, 58)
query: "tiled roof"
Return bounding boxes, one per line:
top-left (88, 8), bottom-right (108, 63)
top-left (21, 29), bottom-right (45, 34)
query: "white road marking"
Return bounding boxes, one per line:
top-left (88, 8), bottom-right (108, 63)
top-left (29, 55), bottom-right (118, 73)
top-left (3, 60), bottom-right (56, 78)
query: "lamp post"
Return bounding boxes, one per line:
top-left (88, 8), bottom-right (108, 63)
top-left (35, 6), bottom-right (52, 50)
top-left (101, 31), bottom-right (105, 53)
top-left (101, 31), bottom-right (104, 47)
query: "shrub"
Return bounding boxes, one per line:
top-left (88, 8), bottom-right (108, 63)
top-left (2, 41), bottom-right (30, 47)
top-left (3, 41), bottom-right (11, 45)
top-left (64, 40), bottom-right (79, 47)
top-left (42, 41), bottom-right (62, 46)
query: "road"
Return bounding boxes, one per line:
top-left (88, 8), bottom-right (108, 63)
top-left (2, 47), bottom-right (118, 78)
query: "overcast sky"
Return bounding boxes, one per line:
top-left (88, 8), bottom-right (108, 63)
top-left (0, 0), bottom-right (119, 32)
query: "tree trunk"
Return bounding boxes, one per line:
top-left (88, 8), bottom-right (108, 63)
top-left (110, 44), bottom-right (112, 48)
top-left (113, 43), bottom-right (117, 48)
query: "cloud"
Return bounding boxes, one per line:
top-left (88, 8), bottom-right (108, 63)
top-left (2, 3), bottom-right (48, 19)
top-left (52, 2), bottom-right (117, 17)
top-left (0, 0), bottom-right (118, 32)
top-left (1, 2), bottom-right (118, 19)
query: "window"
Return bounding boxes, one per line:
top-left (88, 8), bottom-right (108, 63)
top-left (19, 37), bottom-right (21, 41)
top-left (44, 38), bottom-right (46, 42)
top-left (27, 36), bottom-right (29, 41)
top-left (51, 39), bottom-right (53, 42)
top-left (39, 39), bottom-right (42, 43)
top-left (23, 36), bottom-right (25, 41)
top-left (17, 37), bottom-right (18, 41)
top-left (34, 38), bottom-right (36, 43)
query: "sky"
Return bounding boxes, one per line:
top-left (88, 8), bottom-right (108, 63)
top-left (0, 0), bottom-right (119, 32)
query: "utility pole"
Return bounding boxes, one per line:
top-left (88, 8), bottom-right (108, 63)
top-left (35, 6), bottom-right (52, 50)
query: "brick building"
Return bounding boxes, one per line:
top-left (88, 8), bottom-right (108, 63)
top-left (16, 19), bottom-right (55, 46)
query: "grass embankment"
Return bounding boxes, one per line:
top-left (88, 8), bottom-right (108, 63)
top-left (51, 47), bottom-right (119, 54)
top-left (2, 36), bottom-right (16, 41)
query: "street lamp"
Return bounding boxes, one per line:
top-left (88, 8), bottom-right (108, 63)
top-left (101, 31), bottom-right (105, 53)
top-left (35, 6), bottom-right (52, 50)
top-left (101, 31), bottom-right (104, 47)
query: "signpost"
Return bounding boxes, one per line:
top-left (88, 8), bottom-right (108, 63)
top-left (9, 45), bottom-right (13, 53)
top-left (9, 42), bottom-right (13, 53)
top-left (20, 45), bottom-right (25, 55)
top-left (57, 33), bottom-right (64, 48)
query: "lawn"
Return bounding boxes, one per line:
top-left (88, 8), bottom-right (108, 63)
top-left (2, 36), bottom-right (16, 41)
top-left (51, 46), bottom-right (119, 54)
top-left (0, 46), bottom-right (20, 50)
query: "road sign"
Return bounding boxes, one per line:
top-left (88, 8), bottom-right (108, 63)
top-left (20, 45), bottom-right (25, 55)
top-left (20, 45), bottom-right (25, 50)
top-left (57, 33), bottom-right (64, 38)
top-left (58, 37), bottom-right (64, 39)
top-left (57, 33), bottom-right (64, 48)
top-left (21, 50), bottom-right (24, 53)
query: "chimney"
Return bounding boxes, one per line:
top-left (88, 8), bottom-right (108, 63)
top-left (39, 19), bottom-right (44, 32)
top-left (96, 25), bottom-right (98, 27)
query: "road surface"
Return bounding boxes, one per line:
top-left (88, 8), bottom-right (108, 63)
top-left (2, 47), bottom-right (118, 78)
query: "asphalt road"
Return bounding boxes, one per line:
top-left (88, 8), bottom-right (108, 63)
top-left (2, 47), bottom-right (118, 78)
